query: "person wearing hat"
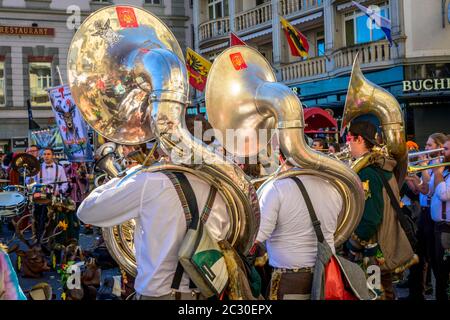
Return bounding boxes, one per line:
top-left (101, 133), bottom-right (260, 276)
top-left (345, 121), bottom-right (416, 300)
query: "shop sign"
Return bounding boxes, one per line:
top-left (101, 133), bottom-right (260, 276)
top-left (402, 78), bottom-right (450, 92)
top-left (11, 137), bottom-right (28, 150)
top-left (0, 26), bottom-right (55, 36)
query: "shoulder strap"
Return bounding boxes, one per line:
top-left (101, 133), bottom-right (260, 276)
top-left (162, 171), bottom-right (198, 229)
top-left (441, 170), bottom-right (448, 221)
top-left (290, 177), bottom-right (325, 243)
top-left (54, 165), bottom-right (59, 195)
top-left (372, 167), bottom-right (403, 216)
top-left (162, 171), bottom-right (217, 291)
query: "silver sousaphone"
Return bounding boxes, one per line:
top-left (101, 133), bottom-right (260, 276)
top-left (68, 6), bottom-right (260, 282)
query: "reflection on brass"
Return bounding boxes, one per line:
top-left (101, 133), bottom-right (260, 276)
top-left (68, 5), bottom-right (185, 145)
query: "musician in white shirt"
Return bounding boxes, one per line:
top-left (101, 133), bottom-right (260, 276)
top-left (77, 169), bottom-right (230, 299)
top-left (256, 151), bottom-right (342, 299)
top-left (427, 137), bottom-right (450, 301)
top-left (29, 148), bottom-right (68, 241)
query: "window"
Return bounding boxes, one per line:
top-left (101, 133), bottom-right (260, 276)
top-left (0, 62), bottom-right (5, 106)
top-left (344, 3), bottom-right (389, 46)
top-left (29, 62), bottom-right (52, 107)
top-left (316, 31), bottom-right (325, 57)
top-left (256, 0), bottom-right (270, 5)
top-left (145, 0), bottom-right (161, 4)
top-left (208, 0), bottom-right (228, 19)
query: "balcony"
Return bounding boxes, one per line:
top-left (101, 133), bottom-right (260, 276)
top-left (199, 18), bottom-right (230, 43)
top-left (281, 0), bottom-right (323, 16)
top-left (235, 2), bottom-right (272, 32)
top-left (281, 40), bottom-right (394, 83)
top-left (333, 40), bottom-right (392, 70)
top-left (281, 56), bottom-right (327, 83)
top-left (200, 0), bottom-right (323, 44)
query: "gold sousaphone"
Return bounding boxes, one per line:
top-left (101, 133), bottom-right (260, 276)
top-left (341, 54), bottom-right (408, 186)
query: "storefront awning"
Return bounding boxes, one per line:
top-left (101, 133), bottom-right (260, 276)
top-left (304, 107), bottom-right (338, 133)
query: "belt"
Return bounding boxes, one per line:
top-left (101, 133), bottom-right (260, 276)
top-left (272, 267), bottom-right (313, 274)
top-left (136, 291), bottom-right (203, 300)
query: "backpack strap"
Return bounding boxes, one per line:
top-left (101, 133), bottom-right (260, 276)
top-left (290, 177), bottom-right (325, 243)
top-left (163, 171), bottom-right (198, 229)
top-left (161, 171), bottom-right (217, 292)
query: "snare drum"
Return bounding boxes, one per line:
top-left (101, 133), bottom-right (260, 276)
top-left (31, 184), bottom-right (54, 205)
top-left (0, 191), bottom-right (27, 217)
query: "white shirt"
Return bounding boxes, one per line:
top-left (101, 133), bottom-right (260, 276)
top-left (257, 174), bottom-right (342, 269)
top-left (419, 167), bottom-right (436, 207)
top-left (77, 171), bottom-right (230, 297)
top-left (29, 162), bottom-right (68, 194)
top-left (428, 168), bottom-right (450, 222)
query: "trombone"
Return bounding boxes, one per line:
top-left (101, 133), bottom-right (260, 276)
top-left (407, 148), bottom-right (450, 174)
top-left (408, 148), bottom-right (444, 159)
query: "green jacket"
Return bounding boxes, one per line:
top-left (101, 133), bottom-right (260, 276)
top-left (356, 165), bottom-right (393, 241)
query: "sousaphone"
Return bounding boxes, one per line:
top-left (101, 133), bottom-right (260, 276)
top-left (206, 46), bottom-right (366, 247)
top-left (341, 54), bottom-right (407, 186)
top-left (68, 6), bottom-right (259, 279)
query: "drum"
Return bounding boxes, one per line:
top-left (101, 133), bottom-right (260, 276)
top-left (0, 191), bottom-right (27, 217)
top-left (31, 184), bottom-right (54, 205)
top-left (3, 185), bottom-right (27, 193)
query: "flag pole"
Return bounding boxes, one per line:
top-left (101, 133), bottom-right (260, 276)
top-left (56, 65), bottom-right (64, 85)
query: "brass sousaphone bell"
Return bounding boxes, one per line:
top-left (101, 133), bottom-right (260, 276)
top-left (68, 6), bottom-right (185, 275)
top-left (341, 54), bottom-right (407, 186)
top-left (68, 6), bottom-right (260, 278)
top-left (206, 46), bottom-right (365, 247)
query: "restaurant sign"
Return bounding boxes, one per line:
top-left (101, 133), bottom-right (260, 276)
top-left (0, 26), bottom-right (55, 36)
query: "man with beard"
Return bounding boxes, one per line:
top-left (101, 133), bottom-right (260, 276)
top-left (427, 135), bottom-right (450, 300)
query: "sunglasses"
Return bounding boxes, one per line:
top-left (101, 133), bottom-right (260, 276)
top-left (346, 134), bottom-right (357, 142)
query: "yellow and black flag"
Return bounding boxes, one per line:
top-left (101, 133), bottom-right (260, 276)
top-left (185, 48), bottom-right (212, 92)
top-left (280, 17), bottom-right (310, 58)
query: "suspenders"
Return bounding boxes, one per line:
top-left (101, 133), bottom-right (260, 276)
top-left (441, 171), bottom-right (449, 221)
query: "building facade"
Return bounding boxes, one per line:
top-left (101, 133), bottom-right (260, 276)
top-left (0, 0), bottom-right (192, 152)
top-left (192, 0), bottom-right (450, 146)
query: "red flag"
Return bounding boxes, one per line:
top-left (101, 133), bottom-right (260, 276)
top-left (230, 32), bottom-right (246, 46)
top-left (280, 17), bottom-right (309, 58)
top-left (116, 7), bottom-right (139, 28)
top-left (186, 48), bottom-right (211, 92)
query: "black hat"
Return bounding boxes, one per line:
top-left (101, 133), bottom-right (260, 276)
top-left (348, 121), bottom-right (379, 146)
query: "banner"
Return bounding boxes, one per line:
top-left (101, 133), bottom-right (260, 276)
top-left (280, 16), bottom-right (309, 58)
top-left (47, 85), bottom-right (94, 162)
top-left (30, 126), bottom-right (64, 151)
top-left (186, 48), bottom-right (212, 92)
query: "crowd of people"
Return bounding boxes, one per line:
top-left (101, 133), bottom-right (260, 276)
top-left (0, 123), bottom-right (449, 301)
